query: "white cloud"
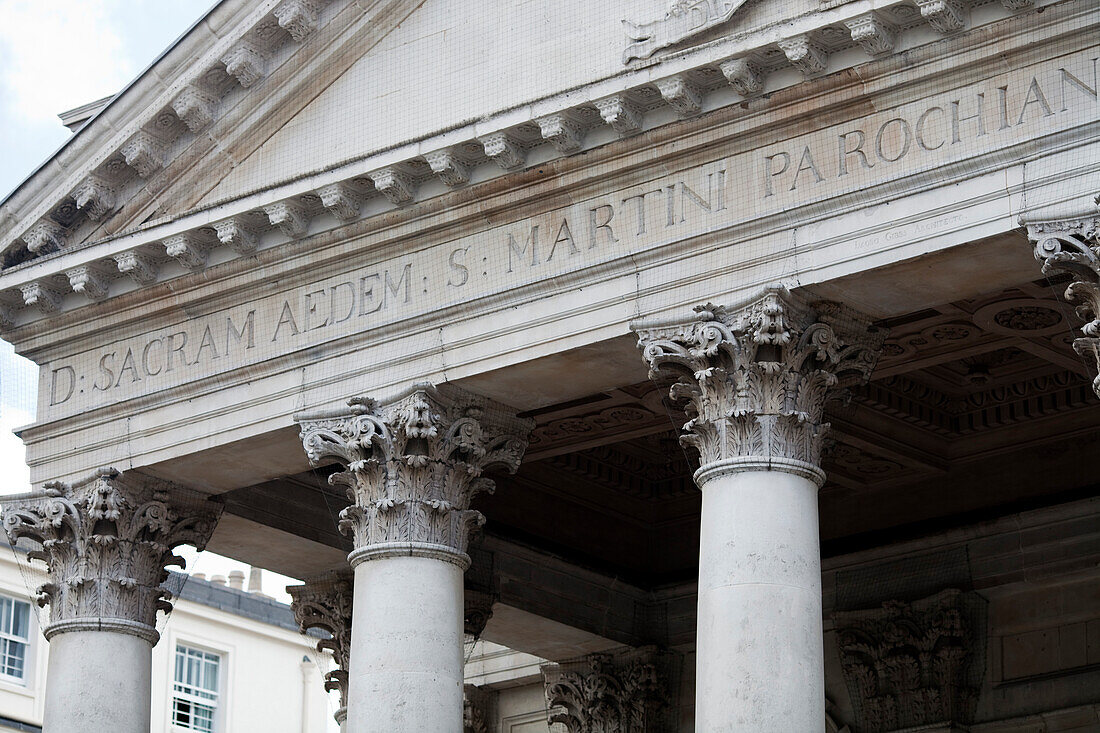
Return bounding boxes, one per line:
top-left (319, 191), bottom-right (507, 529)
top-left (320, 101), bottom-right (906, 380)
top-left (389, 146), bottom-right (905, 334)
top-left (0, 1), bottom-right (130, 124)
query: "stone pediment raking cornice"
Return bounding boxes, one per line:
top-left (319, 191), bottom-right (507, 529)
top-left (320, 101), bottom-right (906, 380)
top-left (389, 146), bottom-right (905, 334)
top-left (0, 0), bottom-right (1045, 331)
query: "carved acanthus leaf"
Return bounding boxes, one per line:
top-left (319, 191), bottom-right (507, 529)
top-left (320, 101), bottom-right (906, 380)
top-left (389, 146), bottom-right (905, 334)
top-left (121, 131), bottom-right (169, 178)
top-left (23, 220), bottom-right (66, 255)
top-left (265, 200), bottom-right (311, 238)
top-left (426, 149), bottom-right (471, 187)
top-left (67, 266), bottom-right (111, 302)
top-left (317, 182), bottom-right (363, 220)
top-left (915, 0), bottom-right (966, 34)
top-left (222, 41), bottom-right (268, 87)
top-left (655, 75), bottom-right (702, 117)
top-left (368, 167), bottom-right (416, 206)
top-left (845, 13), bottom-right (896, 57)
top-left (114, 250), bottom-right (159, 285)
top-left (1025, 203), bottom-right (1100, 397)
top-left (635, 288), bottom-right (884, 469)
top-left (274, 0), bottom-right (326, 42)
top-left (20, 281), bottom-right (63, 314)
top-left (72, 175), bottom-right (116, 221)
top-left (834, 589), bottom-right (984, 733)
top-left (288, 570), bottom-right (353, 711)
top-left (171, 85), bottom-right (219, 132)
top-left (163, 233), bottom-right (208, 271)
top-left (718, 57), bottom-right (763, 97)
top-left (543, 648), bottom-right (674, 733)
top-left (595, 95), bottom-right (644, 137)
top-left (296, 384), bottom-right (533, 563)
top-left (778, 35), bottom-right (828, 76)
top-left (0, 468), bottom-right (220, 642)
top-left (479, 132), bottom-right (525, 170)
top-left (213, 217), bottom-right (259, 254)
top-left (538, 113), bottom-right (586, 153)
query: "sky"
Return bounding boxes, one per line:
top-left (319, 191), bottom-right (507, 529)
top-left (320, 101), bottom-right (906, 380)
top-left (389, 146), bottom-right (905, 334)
top-left (0, 0), bottom-right (300, 603)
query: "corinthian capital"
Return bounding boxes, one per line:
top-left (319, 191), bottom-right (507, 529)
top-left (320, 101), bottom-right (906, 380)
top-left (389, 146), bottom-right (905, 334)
top-left (0, 468), bottom-right (221, 643)
top-left (1022, 198), bottom-right (1100, 397)
top-left (635, 288), bottom-right (884, 477)
top-left (296, 383), bottom-right (533, 567)
top-left (543, 647), bottom-right (675, 733)
top-left (288, 570), bottom-right (354, 716)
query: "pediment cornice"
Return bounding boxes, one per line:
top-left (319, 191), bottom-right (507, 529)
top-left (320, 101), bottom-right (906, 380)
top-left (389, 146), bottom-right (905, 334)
top-left (0, 0), bottom-right (1058, 332)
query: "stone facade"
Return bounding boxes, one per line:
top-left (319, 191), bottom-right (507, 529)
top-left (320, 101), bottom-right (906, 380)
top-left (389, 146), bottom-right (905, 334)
top-left (0, 0), bottom-right (1099, 729)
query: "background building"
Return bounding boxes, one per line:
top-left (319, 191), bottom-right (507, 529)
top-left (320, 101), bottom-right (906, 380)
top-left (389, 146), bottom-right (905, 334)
top-left (0, 549), bottom-right (336, 733)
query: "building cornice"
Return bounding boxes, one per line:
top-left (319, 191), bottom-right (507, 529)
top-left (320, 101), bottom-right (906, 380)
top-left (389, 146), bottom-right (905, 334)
top-left (0, 0), bottom-right (1052, 332)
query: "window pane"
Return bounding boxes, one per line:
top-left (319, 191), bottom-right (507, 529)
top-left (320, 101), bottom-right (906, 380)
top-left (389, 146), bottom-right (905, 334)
top-left (1, 638), bottom-right (26, 680)
top-left (10, 601), bottom-right (28, 640)
top-left (0, 597), bottom-right (10, 635)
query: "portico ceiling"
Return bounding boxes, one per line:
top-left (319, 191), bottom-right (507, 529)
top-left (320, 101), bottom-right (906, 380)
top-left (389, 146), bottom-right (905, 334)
top-left (213, 270), bottom-right (1100, 584)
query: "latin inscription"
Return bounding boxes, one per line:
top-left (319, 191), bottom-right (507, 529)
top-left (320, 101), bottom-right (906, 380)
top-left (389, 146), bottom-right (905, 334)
top-left (42, 48), bottom-right (1100, 417)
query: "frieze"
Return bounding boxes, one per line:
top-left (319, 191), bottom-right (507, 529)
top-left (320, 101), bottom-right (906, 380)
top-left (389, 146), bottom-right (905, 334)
top-left (0, 6), bottom-right (1072, 330)
top-left (27, 49), bottom-right (1100, 425)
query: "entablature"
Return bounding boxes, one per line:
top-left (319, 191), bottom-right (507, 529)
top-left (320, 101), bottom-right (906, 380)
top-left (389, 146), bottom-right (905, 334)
top-left (0, 0), bottom-right (1063, 333)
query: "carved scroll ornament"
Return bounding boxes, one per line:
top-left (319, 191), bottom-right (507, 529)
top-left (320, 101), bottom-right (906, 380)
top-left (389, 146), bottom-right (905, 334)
top-left (635, 287), bottom-right (884, 477)
top-left (1023, 198), bottom-right (1100, 397)
top-left (288, 570), bottom-right (354, 715)
top-left (543, 649), bottom-right (675, 733)
top-left (1, 468), bottom-right (220, 643)
top-left (297, 383), bottom-right (533, 567)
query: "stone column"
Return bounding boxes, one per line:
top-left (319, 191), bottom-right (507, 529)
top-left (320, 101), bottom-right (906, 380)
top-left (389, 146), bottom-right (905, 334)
top-left (297, 383), bottom-right (532, 733)
top-left (288, 570), bottom-right (354, 732)
top-left (635, 288), bottom-right (883, 732)
top-left (1022, 199), bottom-right (1100, 398)
top-left (0, 468), bottom-right (220, 733)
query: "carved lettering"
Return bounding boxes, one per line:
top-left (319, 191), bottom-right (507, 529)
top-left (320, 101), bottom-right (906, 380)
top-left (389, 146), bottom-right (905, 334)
top-left (49, 366), bottom-right (75, 406)
top-left (507, 226), bottom-right (539, 272)
top-left (448, 247), bottom-right (469, 287)
top-left (588, 204), bottom-right (618, 249)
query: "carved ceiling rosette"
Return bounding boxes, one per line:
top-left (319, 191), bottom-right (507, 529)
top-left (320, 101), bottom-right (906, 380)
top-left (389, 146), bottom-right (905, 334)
top-left (296, 383), bottom-right (534, 567)
top-left (543, 648), bottom-right (677, 733)
top-left (288, 569), bottom-right (354, 714)
top-left (833, 589), bottom-right (986, 733)
top-left (1023, 198), bottom-right (1100, 397)
top-left (0, 467), bottom-right (221, 644)
top-left (634, 287), bottom-right (885, 474)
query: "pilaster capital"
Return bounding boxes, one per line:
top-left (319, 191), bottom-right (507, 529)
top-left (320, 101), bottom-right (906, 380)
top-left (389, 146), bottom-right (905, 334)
top-left (0, 468), bottom-right (221, 644)
top-left (634, 287), bottom-right (884, 478)
top-left (543, 647), bottom-right (677, 733)
top-left (1022, 199), bottom-right (1100, 397)
top-left (288, 569), bottom-right (353, 712)
top-left (296, 383), bottom-right (534, 566)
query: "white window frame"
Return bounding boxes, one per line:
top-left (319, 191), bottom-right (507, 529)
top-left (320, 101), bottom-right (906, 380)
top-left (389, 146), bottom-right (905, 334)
top-left (0, 593), bottom-right (32, 686)
top-left (171, 642), bottom-right (223, 733)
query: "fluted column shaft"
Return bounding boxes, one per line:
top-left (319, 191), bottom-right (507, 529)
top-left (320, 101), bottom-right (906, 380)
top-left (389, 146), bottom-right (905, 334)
top-left (297, 384), bottom-right (532, 733)
top-left (1, 468), bottom-right (220, 733)
top-left (636, 289), bottom-right (882, 732)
